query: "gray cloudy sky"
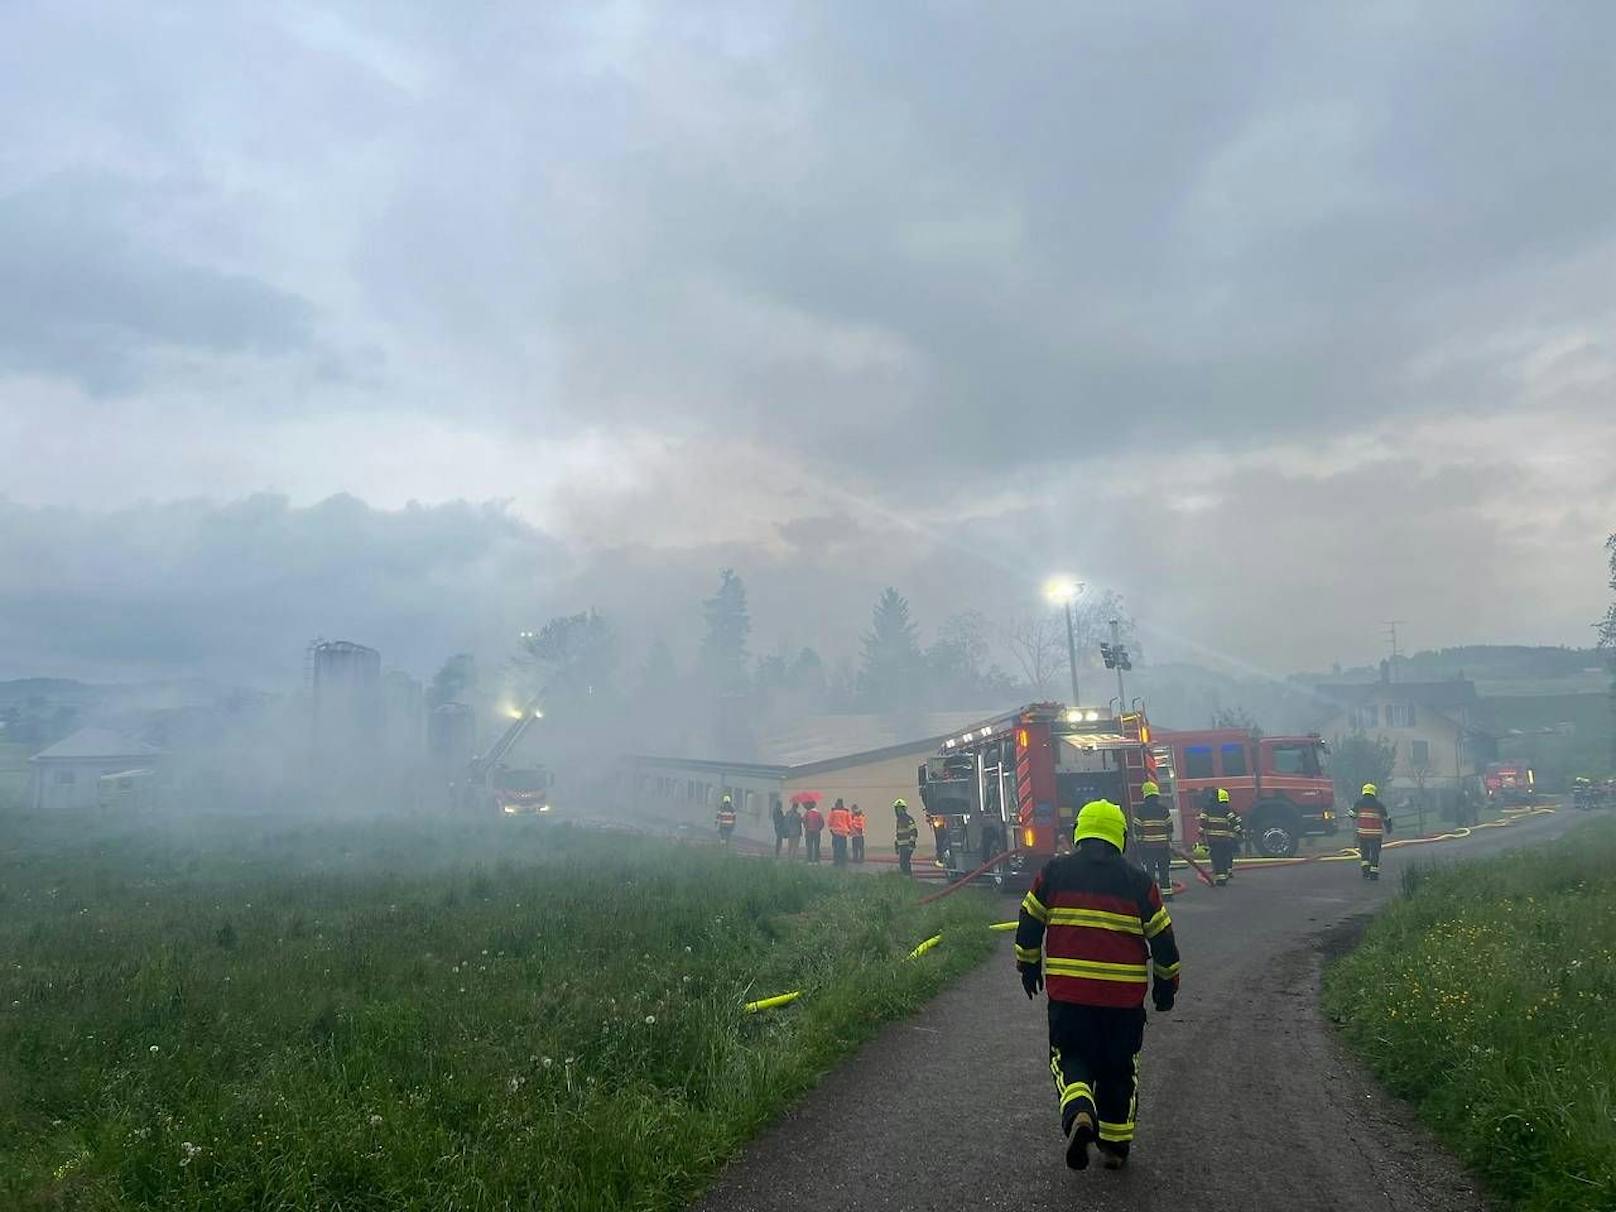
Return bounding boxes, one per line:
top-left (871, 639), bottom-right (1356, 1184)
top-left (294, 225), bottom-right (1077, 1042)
top-left (2, 1), bottom-right (1614, 685)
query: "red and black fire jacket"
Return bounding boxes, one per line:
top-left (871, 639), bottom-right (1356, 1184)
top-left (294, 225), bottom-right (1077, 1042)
top-left (1351, 794), bottom-right (1392, 837)
top-left (1015, 841), bottom-right (1181, 1009)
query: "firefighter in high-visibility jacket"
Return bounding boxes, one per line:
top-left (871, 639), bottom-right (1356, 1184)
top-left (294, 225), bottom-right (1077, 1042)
top-left (1017, 799), bottom-right (1180, 1172)
top-left (1351, 783), bottom-right (1393, 880)
top-left (1198, 788), bottom-right (1241, 886)
top-left (715, 794), bottom-right (737, 845)
top-left (1131, 781), bottom-right (1174, 901)
top-left (893, 799), bottom-right (919, 876)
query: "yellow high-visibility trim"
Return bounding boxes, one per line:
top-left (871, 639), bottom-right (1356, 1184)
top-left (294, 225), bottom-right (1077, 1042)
top-left (1021, 890), bottom-right (1050, 924)
top-left (1059, 1081), bottom-right (1096, 1108)
top-left (1047, 907), bottom-right (1143, 934)
top-left (1154, 960), bottom-right (1181, 979)
top-left (1045, 957), bottom-right (1149, 983)
top-left (1098, 1119), bottom-right (1135, 1142)
top-left (1143, 907), bottom-right (1172, 938)
top-left (1014, 944), bottom-right (1042, 964)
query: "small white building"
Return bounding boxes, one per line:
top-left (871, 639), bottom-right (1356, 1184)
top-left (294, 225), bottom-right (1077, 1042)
top-left (28, 728), bottom-right (164, 811)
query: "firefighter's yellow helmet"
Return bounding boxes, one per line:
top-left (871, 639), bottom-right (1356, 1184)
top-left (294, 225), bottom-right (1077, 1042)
top-left (1141, 780), bottom-right (1160, 798)
top-left (1217, 788), bottom-right (1231, 804)
top-left (1361, 783), bottom-right (1378, 798)
top-left (1073, 799), bottom-right (1127, 851)
top-left (892, 797), bottom-right (908, 810)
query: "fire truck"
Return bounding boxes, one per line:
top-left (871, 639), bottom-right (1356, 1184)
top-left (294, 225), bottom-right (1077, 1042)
top-left (1154, 728), bottom-right (1335, 857)
top-left (1483, 762), bottom-right (1536, 806)
top-left (459, 699), bottom-right (556, 816)
top-left (917, 703), bottom-right (1156, 889)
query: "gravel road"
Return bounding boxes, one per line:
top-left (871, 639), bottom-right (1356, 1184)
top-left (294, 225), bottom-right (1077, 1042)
top-left (693, 810), bottom-right (1575, 1212)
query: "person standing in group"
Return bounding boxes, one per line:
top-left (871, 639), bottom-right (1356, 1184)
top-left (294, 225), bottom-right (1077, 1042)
top-left (1016, 799), bottom-right (1180, 1172)
top-left (785, 800), bottom-right (803, 859)
top-left (715, 794), bottom-right (737, 847)
top-left (849, 803), bottom-right (866, 863)
top-left (828, 797), bottom-right (853, 866)
top-left (1131, 780), bottom-right (1174, 901)
top-left (1351, 782), bottom-right (1394, 880)
top-left (893, 798), bottom-right (919, 875)
top-left (772, 798), bottom-right (787, 857)
top-left (1197, 788), bottom-right (1241, 887)
top-left (802, 799), bottom-right (825, 862)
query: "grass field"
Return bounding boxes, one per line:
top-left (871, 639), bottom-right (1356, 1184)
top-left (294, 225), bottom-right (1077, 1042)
top-left (1323, 818), bottom-right (1616, 1211)
top-left (0, 811), bottom-right (998, 1210)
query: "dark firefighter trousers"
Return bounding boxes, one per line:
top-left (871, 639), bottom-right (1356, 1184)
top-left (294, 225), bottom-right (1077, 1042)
top-left (897, 847), bottom-right (913, 875)
top-left (1137, 843), bottom-right (1172, 898)
top-left (1048, 1001), bottom-right (1144, 1155)
top-left (1209, 839), bottom-right (1237, 885)
top-left (1358, 835), bottom-right (1382, 876)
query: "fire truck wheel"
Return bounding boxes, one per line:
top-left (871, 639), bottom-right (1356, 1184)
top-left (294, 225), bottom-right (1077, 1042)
top-left (1250, 806), bottom-right (1300, 858)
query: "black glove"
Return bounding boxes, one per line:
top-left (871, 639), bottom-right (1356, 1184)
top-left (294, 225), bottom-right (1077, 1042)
top-left (1152, 984), bottom-right (1175, 1013)
top-left (1020, 965), bottom-right (1044, 1000)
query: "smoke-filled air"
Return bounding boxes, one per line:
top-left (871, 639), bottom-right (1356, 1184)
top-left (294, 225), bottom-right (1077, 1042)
top-left (2, 5), bottom-right (1615, 1211)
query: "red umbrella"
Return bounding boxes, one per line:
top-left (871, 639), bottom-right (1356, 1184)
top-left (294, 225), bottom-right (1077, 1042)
top-left (791, 790), bottom-right (823, 806)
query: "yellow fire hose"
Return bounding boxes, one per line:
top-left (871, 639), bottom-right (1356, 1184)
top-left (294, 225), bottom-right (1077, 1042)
top-left (907, 933), bottom-right (943, 960)
top-left (743, 990), bottom-right (803, 1014)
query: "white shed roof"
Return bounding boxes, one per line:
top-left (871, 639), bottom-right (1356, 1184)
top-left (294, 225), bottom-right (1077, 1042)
top-left (29, 727), bottom-right (164, 762)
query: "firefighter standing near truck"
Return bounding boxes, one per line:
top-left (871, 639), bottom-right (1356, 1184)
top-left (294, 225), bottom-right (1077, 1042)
top-left (1016, 799), bottom-right (1181, 1172)
top-left (893, 799), bottom-right (919, 876)
top-left (715, 794), bottom-right (737, 846)
top-left (1351, 783), bottom-right (1393, 880)
top-left (1198, 788), bottom-right (1242, 887)
top-left (1131, 780), bottom-right (1174, 901)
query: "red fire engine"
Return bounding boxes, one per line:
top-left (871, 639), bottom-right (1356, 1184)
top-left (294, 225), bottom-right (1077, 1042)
top-left (917, 703), bottom-right (1155, 888)
top-left (1152, 729), bottom-right (1336, 857)
top-left (1483, 762), bottom-right (1536, 806)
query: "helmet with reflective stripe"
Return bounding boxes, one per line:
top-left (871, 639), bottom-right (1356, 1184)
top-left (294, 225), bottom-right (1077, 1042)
top-left (1073, 799), bottom-right (1127, 852)
top-left (1361, 783), bottom-right (1378, 798)
top-left (1217, 788), bottom-right (1231, 804)
top-left (892, 797), bottom-right (908, 811)
top-left (1141, 780), bottom-right (1160, 798)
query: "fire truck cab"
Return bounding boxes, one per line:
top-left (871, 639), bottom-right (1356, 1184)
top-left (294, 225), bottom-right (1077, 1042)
top-left (918, 703), bottom-right (1155, 889)
top-left (1155, 729), bottom-right (1335, 857)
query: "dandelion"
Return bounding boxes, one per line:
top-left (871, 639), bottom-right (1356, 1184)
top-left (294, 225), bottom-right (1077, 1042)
top-left (508, 1075), bottom-right (524, 1092)
top-left (644, 1014), bottom-right (656, 1025)
top-left (368, 1114), bottom-right (383, 1127)
top-left (542, 1056), bottom-right (554, 1069)
top-left (149, 1045), bottom-right (160, 1054)
top-left (683, 975), bottom-right (692, 983)
top-left (684, 946), bottom-right (692, 953)
top-left (179, 1141), bottom-right (201, 1168)
top-left (482, 950), bottom-right (489, 956)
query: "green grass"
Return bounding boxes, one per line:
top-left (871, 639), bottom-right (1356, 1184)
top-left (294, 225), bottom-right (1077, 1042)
top-left (1323, 819), bottom-right (1616, 1211)
top-left (0, 811), bottom-right (998, 1210)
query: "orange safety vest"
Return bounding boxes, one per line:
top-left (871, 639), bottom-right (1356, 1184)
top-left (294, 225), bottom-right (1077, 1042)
top-left (850, 811), bottom-right (866, 836)
top-left (828, 807), bottom-right (852, 836)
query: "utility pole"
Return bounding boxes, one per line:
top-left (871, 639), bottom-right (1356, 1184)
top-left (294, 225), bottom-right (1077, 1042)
top-left (1063, 599), bottom-right (1081, 708)
top-left (1383, 621), bottom-right (1406, 682)
top-left (1099, 620), bottom-right (1133, 710)
top-left (1110, 618), bottom-right (1127, 705)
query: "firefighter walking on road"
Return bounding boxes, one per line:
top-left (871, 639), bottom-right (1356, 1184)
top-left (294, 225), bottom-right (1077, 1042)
top-left (1351, 783), bottom-right (1393, 880)
top-left (715, 794), bottom-right (737, 846)
top-left (1132, 780), bottom-right (1174, 901)
top-left (893, 799), bottom-right (919, 876)
top-left (1016, 799), bottom-right (1181, 1172)
top-left (1198, 788), bottom-right (1241, 886)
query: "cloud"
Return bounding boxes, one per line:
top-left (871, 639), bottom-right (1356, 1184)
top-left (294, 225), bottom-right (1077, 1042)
top-left (0, 495), bottom-right (562, 684)
top-left (0, 176), bottom-right (312, 392)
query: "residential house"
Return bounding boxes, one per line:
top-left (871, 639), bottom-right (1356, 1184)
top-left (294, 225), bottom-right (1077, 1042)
top-left (1313, 675), bottom-right (1490, 798)
top-left (28, 727), bottom-right (164, 811)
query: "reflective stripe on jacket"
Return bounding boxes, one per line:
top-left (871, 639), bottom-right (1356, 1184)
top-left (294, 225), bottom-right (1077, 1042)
top-left (894, 814), bottom-right (919, 851)
top-left (1198, 809), bottom-right (1241, 840)
top-left (1352, 795), bottom-right (1390, 837)
top-left (1133, 795), bottom-right (1172, 845)
top-left (1015, 842), bottom-right (1181, 1009)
